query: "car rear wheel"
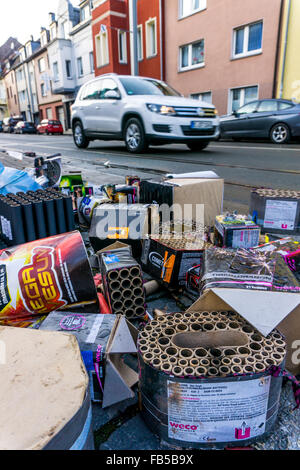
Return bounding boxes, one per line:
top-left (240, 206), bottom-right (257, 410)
top-left (270, 123), bottom-right (290, 144)
top-left (124, 118), bottom-right (148, 153)
top-left (187, 141), bottom-right (209, 151)
top-left (73, 121), bottom-right (90, 149)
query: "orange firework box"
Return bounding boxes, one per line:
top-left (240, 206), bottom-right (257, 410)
top-left (0, 231), bottom-right (98, 322)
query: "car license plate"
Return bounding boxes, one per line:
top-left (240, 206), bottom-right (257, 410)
top-left (54, 126), bottom-right (59, 128)
top-left (191, 121), bottom-right (213, 130)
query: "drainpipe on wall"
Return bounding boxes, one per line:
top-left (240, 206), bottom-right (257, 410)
top-left (159, 0), bottom-right (164, 81)
top-left (279, 0), bottom-right (291, 98)
top-left (129, 0), bottom-right (138, 76)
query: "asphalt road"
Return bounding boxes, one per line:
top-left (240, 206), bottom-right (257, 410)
top-left (0, 133), bottom-right (299, 212)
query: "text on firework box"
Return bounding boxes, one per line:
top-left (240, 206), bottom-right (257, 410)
top-left (214, 214), bottom-right (260, 249)
top-left (40, 312), bottom-right (138, 408)
top-left (187, 288), bottom-right (300, 375)
top-left (140, 177), bottom-right (224, 226)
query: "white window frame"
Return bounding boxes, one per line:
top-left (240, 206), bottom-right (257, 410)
top-left (38, 57), bottom-right (46, 73)
top-left (146, 18), bottom-right (157, 58)
top-left (118, 30), bottom-right (127, 64)
top-left (50, 25), bottom-right (57, 40)
top-left (95, 30), bottom-right (109, 68)
top-left (77, 57), bottom-right (83, 77)
top-left (53, 62), bottom-right (59, 82)
top-left (41, 83), bottom-right (47, 97)
top-left (89, 52), bottom-right (95, 73)
top-left (228, 85), bottom-right (259, 114)
top-left (190, 91), bottom-right (212, 103)
top-left (137, 25), bottom-right (143, 61)
top-left (179, 39), bottom-right (205, 72)
top-left (232, 21), bottom-right (263, 59)
top-left (179, 0), bottom-right (207, 19)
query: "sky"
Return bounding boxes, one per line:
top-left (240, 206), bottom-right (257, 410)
top-left (0, 0), bottom-right (81, 46)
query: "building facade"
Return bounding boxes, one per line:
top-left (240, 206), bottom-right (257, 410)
top-left (47, 0), bottom-right (95, 129)
top-left (3, 64), bottom-right (20, 117)
top-left (91, 0), bottom-right (164, 79)
top-left (164, 0), bottom-right (283, 115)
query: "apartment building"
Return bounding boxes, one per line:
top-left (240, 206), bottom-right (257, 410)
top-left (2, 63), bottom-right (20, 118)
top-left (47, 0), bottom-right (95, 129)
top-left (91, 0), bottom-right (164, 79)
top-left (164, 0), bottom-right (283, 115)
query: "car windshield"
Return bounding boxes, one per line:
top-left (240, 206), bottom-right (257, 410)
top-left (119, 77), bottom-right (180, 97)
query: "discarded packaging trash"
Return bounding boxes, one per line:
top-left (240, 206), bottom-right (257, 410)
top-left (250, 188), bottom-right (300, 235)
top-left (0, 188), bottom-right (75, 246)
top-left (0, 162), bottom-right (41, 196)
top-left (40, 312), bottom-right (138, 407)
top-left (0, 326), bottom-right (94, 450)
top-left (214, 214), bottom-right (260, 249)
top-left (99, 244), bottom-right (146, 319)
top-left (0, 231), bottom-right (97, 322)
top-left (138, 311), bottom-right (286, 448)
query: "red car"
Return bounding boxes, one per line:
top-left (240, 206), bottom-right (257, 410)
top-left (37, 119), bottom-right (64, 135)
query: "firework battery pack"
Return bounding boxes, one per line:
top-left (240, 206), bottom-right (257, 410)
top-left (98, 244), bottom-right (146, 320)
top-left (0, 231), bottom-right (98, 322)
top-left (250, 189), bottom-right (300, 235)
top-left (0, 188), bottom-right (75, 246)
top-left (214, 214), bottom-right (260, 249)
top-left (40, 312), bottom-right (138, 408)
top-left (200, 247), bottom-right (300, 294)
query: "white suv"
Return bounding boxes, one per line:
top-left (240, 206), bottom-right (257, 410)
top-left (71, 74), bottom-right (220, 153)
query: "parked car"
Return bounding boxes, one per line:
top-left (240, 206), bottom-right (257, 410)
top-left (220, 99), bottom-right (300, 144)
top-left (14, 121), bottom-right (37, 134)
top-left (0, 121), bottom-right (3, 133)
top-left (37, 119), bottom-right (64, 135)
top-left (3, 116), bottom-right (23, 133)
top-left (71, 74), bottom-right (220, 153)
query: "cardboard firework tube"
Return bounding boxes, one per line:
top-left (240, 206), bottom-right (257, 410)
top-left (245, 356), bottom-right (256, 366)
top-left (152, 358), bottom-right (162, 370)
top-left (143, 352), bottom-right (154, 364)
top-left (215, 322), bottom-right (227, 331)
top-left (220, 365), bottom-right (231, 377)
top-left (140, 345), bottom-right (150, 355)
top-left (135, 307), bottom-right (145, 318)
top-left (211, 359), bottom-right (221, 368)
top-left (238, 347), bottom-right (251, 356)
top-left (203, 322), bottom-right (215, 332)
top-left (138, 339), bottom-right (148, 347)
top-left (161, 363), bottom-right (172, 373)
top-left (111, 290), bottom-right (122, 301)
top-left (9, 204), bottom-right (26, 245)
top-left (250, 342), bottom-right (262, 353)
top-left (254, 354), bottom-right (263, 362)
top-left (264, 339), bottom-right (273, 347)
top-left (224, 348), bottom-right (237, 357)
top-left (130, 266), bottom-right (141, 277)
top-left (272, 352), bottom-right (285, 364)
top-left (231, 357), bottom-right (242, 366)
top-left (275, 347), bottom-right (286, 356)
top-left (242, 325), bottom-right (254, 335)
top-left (243, 365), bottom-right (255, 374)
top-left (172, 366), bottom-right (184, 377)
top-left (62, 194), bottom-right (75, 232)
top-left (53, 197), bottom-right (67, 234)
top-left (251, 333), bottom-right (264, 344)
top-left (119, 268), bottom-right (130, 279)
top-left (21, 202), bottom-right (36, 242)
top-left (166, 347), bottom-right (179, 358)
top-left (200, 358), bottom-right (211, 367)
top-left (32, 200), bottom-right (47, 240)
top-left (121, 278), bottom-right (132, 289)
top-left (192, 312), bottom-right (202, 320)
top-left (112, 300), bottom-right (123, 311)
top-left (231, 365), bottom-right (243, 374)
top-left (264, 358), bottom-right (276, 368)
top-left (264, 345), bottom-right (273, 354)
top-left (122, 289), bottom-right (132, 299)
top-left (144, 280), bottom-right (160, 297)
top-left (195, 366), bottom-right (207, 377)
top-left (164, 327), bottom-right (176, 337)
top-left (184, 366), bottom-right (195, 377)
top-left (221, 357), bottom-right (231, 366)
top-left (195, 348), bottom-right (209, 359)
top-left (153, 348), bottom-right (161, 357)
top-left (178, 358), bottom-right (189, 368)
top-left (134, 297), bottom-right (145, 307)
top-left (175, 323), bottom-right (189, 333)
top-left (169, 356), bottom-right (177, 365)
top-left (189, 358), bottom-right (200, 367)
top-left (189, 323), bottom-right (202, 332)
top-left (43, 198), bottom-right (57, 236)
top-left (158, 337), bottom-right (171, 350)
top-left (179, 349), bottom-right (194, 359)
top-left (207, 367), bottom-right (219, 377)
top-left (274, 339), bottom-right (285, 348)
top-left (210, 348), bottom-right (223, 358)
top-left (254, 362), bottom-right (266, 373)
top-left (108, 270), bottom-right (119, 281)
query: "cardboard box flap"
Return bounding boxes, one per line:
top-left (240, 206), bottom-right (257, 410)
top-left (97, 241), bottom-right (131, 254)
top-left (107, 316), bottom-right (137, 354)
top-left (102, 357), bottom-right (136, 408)
top-left (187, 288), bottom-right (300, 337)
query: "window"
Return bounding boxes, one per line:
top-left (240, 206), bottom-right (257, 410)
top-left (50, 25), bottom-right (57, 40)
top-left (26, 44), bottom-right (31, 58)
top-left (53, 62), bottom-right (59, 81)
top-left (146, 18), bottom-right (157, 58)
top-left (81, 5), bottom-right (90, 22)
top-left (77, 57), bottom-right (83, 77)
top-left (100, 78), bottom-right (120, 99)
top-left (38, 58), bottom-right (46, 73)
top-left (191, 91), bottom-right (212, 103)
top-left (233, 21), bottom-right (263, 58)
top-left (179, 0), bottom-right (207, 19)
top-left (46, 108), bottom-right (53, 119)
top-left (257, 100), bottom-right (278, 113)
top-left (118, 31), bottom-right (127, 64)
top-left (119, 77), bottom-right (180, 96)
top-left (95, 31), bottom-right (109, 67)
top-left (41, 83), bottom-right (47, 97)
top-left (236, 101), bottom-right (258, 114)
top-left (89, 52), bottom-right (94, 73)
top-left (278, 101), bottom-right (293, 110)
top-left (41, 33), bottom-right (47, 47)
top-left (230, 86), bottom-right (258, 113)
top-left (180, 39), bottom-right (204, 71)
top-left (66, 60), bottom-right (72, 78)
top-left (81, 81), bottom-right (102, 100)
top-left (61, 21), bottom-right (68, 39)
top-left (137, 25), bottom-right (143, 61)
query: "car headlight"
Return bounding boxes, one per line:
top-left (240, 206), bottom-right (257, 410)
top-left (146, 104), bottom-right (176, 116)
top-left (213, 109), bottom-right (218, 116)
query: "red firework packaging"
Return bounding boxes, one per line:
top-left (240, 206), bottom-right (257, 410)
top-left (0, 231), bottom-right (97, 321)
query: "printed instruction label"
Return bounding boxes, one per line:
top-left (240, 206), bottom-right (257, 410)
top-left (232, 229), bottom-right (260, 249)
top-left (264, 200), bottom-right (297, 230)
top-left (168, 377), bottom-right (271, 443)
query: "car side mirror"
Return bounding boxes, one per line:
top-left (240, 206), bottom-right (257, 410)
top-left (233, 111), bottom-right (238, 117)
top-left (104, 90), bottom-right (121, 100)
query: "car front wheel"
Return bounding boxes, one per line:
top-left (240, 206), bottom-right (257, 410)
top-left (124, 118), bottom-right (148, 153)
top-left (73, 121), bottom-right (90, 149)
top-left (270, 123), bottom-right (290, 144)
top-left (187, 141), bottom-right (209, 151)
